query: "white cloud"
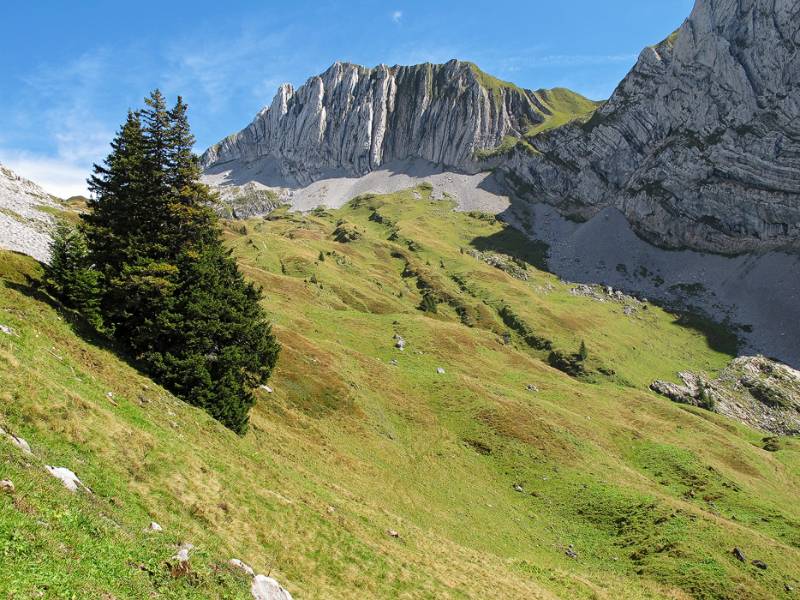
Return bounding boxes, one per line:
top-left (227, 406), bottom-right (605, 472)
top-left (0, 150), bottom-right (91, 198)
top-left (4, 51), bottom-right (116, 197)
top-left (533, 53), bottom-right (638, 67)
top-left (391, 10), bottom-right (403, 24)
top-left (161, 28), bottom-right (292, 114)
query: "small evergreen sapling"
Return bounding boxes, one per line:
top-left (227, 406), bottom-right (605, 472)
top-left (45, 223), bottom-right (103, 329)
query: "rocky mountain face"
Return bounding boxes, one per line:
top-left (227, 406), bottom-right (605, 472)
top-left (503, 0), bottom-right (800, 254)
top-left (202, 60), bottom-right (575, 185)
top-left (0, 163), bottom-right (60, 262)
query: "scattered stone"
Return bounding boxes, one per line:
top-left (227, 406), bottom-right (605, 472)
top-left (389, 359), bottom-right (398, 366)
top-left (784, 583), bottom-right (793, 592)
top-left (526, 384), bottom-right (539, 392)
top-left (387, 529), bottom-right (400, 538)
top-left (751, 559), bottom-right (768, 570)
top-left (0, 324), bottom-right (16, 336)
top-left (229, 558), bottom-right (255, 577)
top-left (394, 335), bottom-right (406, 351)
top-left (436, 367), bottom-right (445, 374)
top-left (146, 521), bottom-right (163, 532)
top-left (0, 479), bottom-right (14, 493)
top-left (251, 574), bottom-right (293, 600)
top-left (565, 545), bottom-right (578, 559)
top-left (9, 434), bottom-right (32, 455)
top-left (260, 385), bottom-right (274, 393)
top-left (513, 484), bottom-right (524, 493)
top-left (45, 466), bottom-right (89, 493)
top-left (169, 542), bottom-right (194, 577)
top-left (732, 547), bottom-right (746, 563)
top-left (173, 543), bottom-right (194, 562)
top-left (327, 505), bottom-right (336, 515)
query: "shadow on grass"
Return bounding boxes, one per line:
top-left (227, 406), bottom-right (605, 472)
top-left (469, 223), bottom-right (549, 271)
top-left (672, 311), bottom-right (740, 357)
top-left (0, 251), bottom-right (141, 371)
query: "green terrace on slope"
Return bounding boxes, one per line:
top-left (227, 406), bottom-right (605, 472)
top-left (1, 187), bottom-right (799, 598)
top-left (471, 80), bottom-right (600, 160)
top-left (527, 88), bottom-right (602, 137)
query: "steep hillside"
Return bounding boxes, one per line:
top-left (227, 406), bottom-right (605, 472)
top-left (2, 189), bottom-right (799, 598)
top-left (0, 163), bottom-right (62, 262)
top-left (504, 0), bottom-right (800, 254)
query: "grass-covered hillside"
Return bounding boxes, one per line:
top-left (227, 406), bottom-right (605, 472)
top-left (1, 187), bottom-right (799, 598)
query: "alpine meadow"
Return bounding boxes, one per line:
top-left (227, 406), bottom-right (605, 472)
top-left (1, 1), bottom-right (800, 599)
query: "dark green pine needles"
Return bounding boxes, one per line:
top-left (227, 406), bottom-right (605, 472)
top-left (47, 90), bottom-right (280, 433)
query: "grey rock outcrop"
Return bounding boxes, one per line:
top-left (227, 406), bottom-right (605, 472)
top-left (45, 465), bottom-right (91, 493)
top-left (202, 60), bottom-right (550, 184)
top-left (251, 574), bottom-right (293, 600)
top-left (0, 163), bottom-right (60, 262)
top-left (504, 0), bottom-right (800, 253)
top-left (651, 355), bottom-right (800, 434)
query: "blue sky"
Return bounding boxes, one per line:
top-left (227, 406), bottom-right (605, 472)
top-left (0, 0), bottom-right (693, 197)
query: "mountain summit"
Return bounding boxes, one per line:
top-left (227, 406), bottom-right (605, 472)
top-left (201, 60), bottom-right (596, 185)
top-left (205, 0), bottom-right (799, 256)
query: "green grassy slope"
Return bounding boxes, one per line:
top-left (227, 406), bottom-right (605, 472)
top-left (527, 88), bottom-right (602, 137)
top-left (1, 188), bottom-right (799, 599)
top-left (467, 66), bottom-right (601, 160)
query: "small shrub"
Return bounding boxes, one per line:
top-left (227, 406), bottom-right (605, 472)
top-left (548, 350), bottom-right (586, 376)
top-left (419, 292), bottom-right (438, 314)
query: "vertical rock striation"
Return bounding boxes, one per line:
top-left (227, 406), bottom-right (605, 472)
top-left (201, 60), bottom-right (548, 185)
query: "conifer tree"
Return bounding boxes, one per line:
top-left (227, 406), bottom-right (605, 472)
top-left (45, 223), bottom-right (102, 329)
top-left (578, 340), bottom-right (588, 361)
top-left (76, 90), bottom-right (280, 433)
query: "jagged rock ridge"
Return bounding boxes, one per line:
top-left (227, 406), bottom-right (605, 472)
top-left (202, 60), bottom-right (588, 186)
top-left (503, 0), bottom-right (800, 253)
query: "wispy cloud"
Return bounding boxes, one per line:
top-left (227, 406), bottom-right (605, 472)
top-left (2, 51), bottom-right (116, 197)
top-left (390, 10), bottom-right (403, 24)
top-left (161, 27), bottom-right (293, 114)
top-left (0, 150), bottom-right (91, 198)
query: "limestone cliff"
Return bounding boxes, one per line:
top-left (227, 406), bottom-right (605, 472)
top-left (0, 163), bottom-right (60, 262)
top-left (504, 0), bottom-right (800, 253)
top-left (201, 60), bottom-right (576, 185)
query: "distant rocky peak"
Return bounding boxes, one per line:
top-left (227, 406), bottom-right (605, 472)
top-left (201, 60), bottom-right (582, 186)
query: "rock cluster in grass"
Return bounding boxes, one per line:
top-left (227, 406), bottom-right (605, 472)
top-left (650, 355), bottom-right (800, 435)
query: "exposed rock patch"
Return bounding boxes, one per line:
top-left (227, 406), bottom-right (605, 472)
top-left (229, 558), bottom-right (255, 577)
top-left (651, 356), bottom-right (800, 435)
top-left (45, 466), bottom-right (91, 493)
top-left (251, 574), bottom-right (293, 600)
top-left (0, 162), bottom-right (61, 262)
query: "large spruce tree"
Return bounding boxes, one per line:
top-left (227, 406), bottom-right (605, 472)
top-left (79, 90), bottom-right (279, 433)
